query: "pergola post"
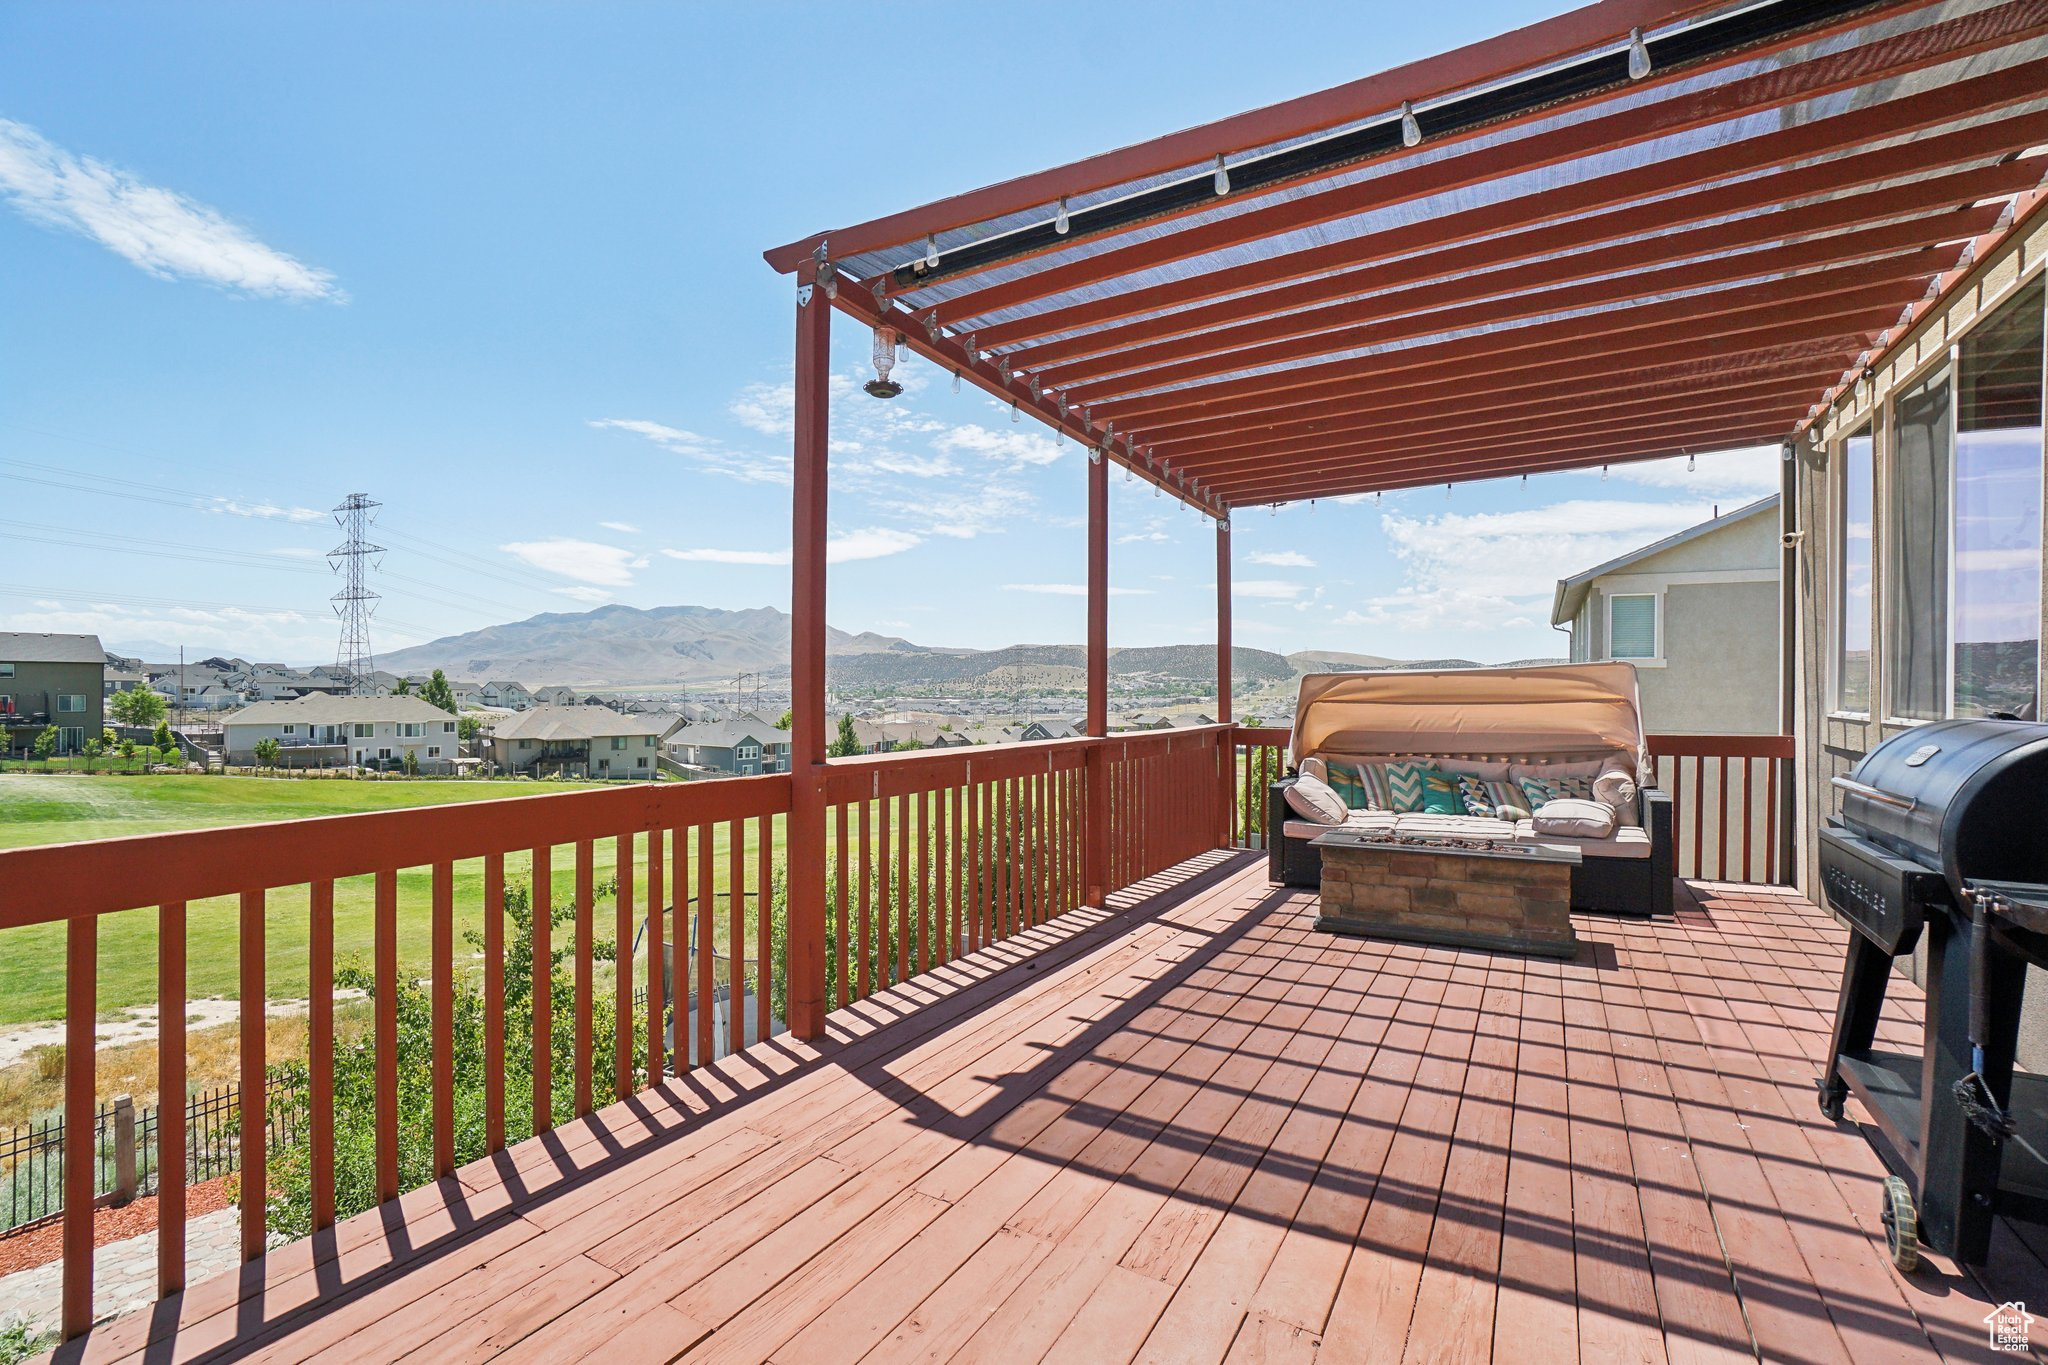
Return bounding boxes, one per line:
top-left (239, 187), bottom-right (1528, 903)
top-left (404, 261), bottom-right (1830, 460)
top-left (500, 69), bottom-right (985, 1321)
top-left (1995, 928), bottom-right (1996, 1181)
top-left (1083, 448), bottom-right (1109, 905)
top-left (785, 263), bottom-right (830, 1040)
top-left (1216, 515), bottom-right (1234, 847)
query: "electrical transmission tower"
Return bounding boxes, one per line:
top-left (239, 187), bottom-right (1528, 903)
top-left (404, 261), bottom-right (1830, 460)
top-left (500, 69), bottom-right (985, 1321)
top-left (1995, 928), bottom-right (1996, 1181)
top-left (328, 493), bottom-right (384, 695)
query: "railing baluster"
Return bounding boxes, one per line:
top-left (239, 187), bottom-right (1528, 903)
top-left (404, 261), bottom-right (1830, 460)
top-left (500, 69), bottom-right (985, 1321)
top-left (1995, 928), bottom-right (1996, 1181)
top-left (877, 791), bottom-right (892, 985)
top-left (856, 799), bottom-right (873, 1002)
top-left (159, 900), bottom-right (188, 1297)
top-left (310, 881), bottom-right (334, 1223)
top-left (530, 846), bottom-right (552, 1134)
top-left (727, 819), bottom-right (745, 1059)
top-left (1715, 755), bottom-right (1731, 881)
top-left (574, 840), bottom-right (595, 1117)
top-left (1689, 756), bottom-right (1704, 882)
top-left (756, 814), bottom-right (772, 1045)
top-left (696, 823), bottom-right (715, 1067)
top-left (916, 791), bottom-right (931, 974)
top-left (895, 792), bottom-right (912, 982)
top-left (648, 829), bottom-right (665, 1085)
top-left (614, 832), bottom-right (634, 1100)
top-left (482, 856), bottom-right (505, 1153)
top-left (675, 826), bottom-right (691, 1071)
top-left (834, 802), bottom-right (850, 1009)
top-left (239, 888), bottom-right (266, 1261)
top-left (375, 869), bottom-right (398, 1200)
top-left (432, 862), bottom-right (454, 1177)
top-left (1765, 756), bottom-right (1780, 885)
top-left (61, 913), bottom-right (96, 1338)
top-left (1739, 758), bottom-right (1755, 885)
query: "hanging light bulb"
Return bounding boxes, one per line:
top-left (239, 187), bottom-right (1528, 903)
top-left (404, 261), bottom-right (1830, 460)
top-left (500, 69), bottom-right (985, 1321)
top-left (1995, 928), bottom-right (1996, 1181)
top-left (1601, 464), bottom-right (1610, 481)
top-left (1627, 27), bottom-right (1652, 81)
top-left (1375, 491), bottom-right (1382, 504)
top-left (1445, 482), bottom-right (1452, 499)
top-left (1687, 452), bottom-right (1696, 472)
top-left (950, 369), bottom-right (961, 395)
top-left (1213, 154), bottom-right (1231, 196)
top-left (1270, 502), bottom-right (1278, 517)
top-left (924, 234), bottom-right (940, 269)
top-left (1010, 400), bottom-right (1019, 424)
top-left (1124, 466), bottom-right (1133, 483)
top-left (1055, 196), bottom-right (1071, 235)
top-left (1400, 101), bottom-right (1422, 148)
top-left (864, 325), bottom-right (903, 399)
top-left (1309, 499), bottom-right (1316, 514)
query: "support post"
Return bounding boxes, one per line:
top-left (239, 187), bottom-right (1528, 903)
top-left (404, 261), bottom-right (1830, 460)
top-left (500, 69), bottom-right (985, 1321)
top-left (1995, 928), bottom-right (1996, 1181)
top-left (1216, 515), bottom-right (1234, 847)
top-left (112, 1095), bottom-right (137, 1207)
top-left (1083, 449), bottom-right (1110, 905)
top-left (786, 263), bottom-right (831, 1040)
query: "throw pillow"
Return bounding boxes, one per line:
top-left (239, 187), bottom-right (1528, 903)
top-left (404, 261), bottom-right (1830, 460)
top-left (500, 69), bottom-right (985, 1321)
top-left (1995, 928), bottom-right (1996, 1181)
top-left (1379, 760), bottom-right (1437, 813)
top-left (1325, 761), bottom-right (1376, 810)
top-left (1532, 797), bottom-right (1617, 839)
top-left (1483, 779), bottom-right (1534, 822)
top-left (1517, 773), bottom-right (1596, 810)
top-left (1455, 774), bottom-right (1496, 818)
top-left (1593, 767), bottom-right (1638, 811)
top-left (1298, 756), bottom-right (1329, 785)
top-left (1283, 772), bottom-right (1348, 825)
top-left (1419, 772), bottom-right (1465, 816)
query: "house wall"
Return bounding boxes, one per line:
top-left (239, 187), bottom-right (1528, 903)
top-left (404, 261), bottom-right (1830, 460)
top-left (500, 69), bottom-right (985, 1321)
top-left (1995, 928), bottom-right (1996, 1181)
top-left (1796, 202), bottom-right (2048, 1062)
top-left (227, 716), bottom-right (459, 771)
top-left (0, 658), bottom-right (105, 751)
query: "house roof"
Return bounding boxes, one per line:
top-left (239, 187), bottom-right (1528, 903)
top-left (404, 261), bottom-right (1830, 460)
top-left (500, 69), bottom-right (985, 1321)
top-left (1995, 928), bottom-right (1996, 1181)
top-left (673, 720), bottom-right (772, 750)
top-left (0, 632), bottom-right (106, 665)
top-left (224, 694), bottom-right (455, 727)
top-left (1550, 494), bottom-right (1779, 625)
top-left (764, 2), bottom-right (2048, 508)
top-left (490, 704), bottom-right (668, 742)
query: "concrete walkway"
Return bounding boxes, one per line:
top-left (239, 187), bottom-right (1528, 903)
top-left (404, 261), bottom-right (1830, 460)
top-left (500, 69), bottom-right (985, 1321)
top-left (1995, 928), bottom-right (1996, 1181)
top-left (0, 1207), bottom-right (238, 1339)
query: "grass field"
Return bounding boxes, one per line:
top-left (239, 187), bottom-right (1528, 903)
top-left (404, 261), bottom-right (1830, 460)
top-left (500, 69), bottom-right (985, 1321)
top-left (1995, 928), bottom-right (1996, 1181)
top-left (0, 774), bottom-right (788, 1026)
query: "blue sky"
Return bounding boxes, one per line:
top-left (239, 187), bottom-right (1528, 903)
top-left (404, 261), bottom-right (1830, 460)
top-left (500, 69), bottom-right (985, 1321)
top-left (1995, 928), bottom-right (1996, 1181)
top-left (0, 1), bottom-right (1782, 666)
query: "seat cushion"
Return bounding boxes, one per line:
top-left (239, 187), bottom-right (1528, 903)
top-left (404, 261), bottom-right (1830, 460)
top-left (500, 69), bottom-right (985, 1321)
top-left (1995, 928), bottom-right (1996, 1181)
top-left (1512, 819), bottom-right (1652, 860)
top-left (1391, 813), bottom-right (1518, 840)
top-left (1283, 809), bottom-right (1397, 841)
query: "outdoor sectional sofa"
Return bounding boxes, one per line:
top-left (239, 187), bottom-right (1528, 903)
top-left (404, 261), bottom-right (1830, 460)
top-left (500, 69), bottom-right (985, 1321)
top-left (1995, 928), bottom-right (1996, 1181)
top-left (1267, 662), bottom-right (1674, 918)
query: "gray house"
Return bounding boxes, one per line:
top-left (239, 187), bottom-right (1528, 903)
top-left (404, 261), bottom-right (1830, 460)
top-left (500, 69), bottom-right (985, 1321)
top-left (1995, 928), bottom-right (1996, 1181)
top-left (0, 632), bottom-right (106, 755)
top-left (1551, 496), bottom-right (1781, 734)
top-left (488, 704), bottom-right (670, 778)
top-left (668, 721), bottom-right (788, 776)
top-left (223, 693), bottom-right (461, 771)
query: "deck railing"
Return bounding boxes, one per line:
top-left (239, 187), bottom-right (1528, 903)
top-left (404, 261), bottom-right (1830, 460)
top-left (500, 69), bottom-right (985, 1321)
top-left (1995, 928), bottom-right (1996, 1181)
top-left (0, 725), bottom-right (1240, 1340)
top-left (1228, 726), bottom-right (1291, 848)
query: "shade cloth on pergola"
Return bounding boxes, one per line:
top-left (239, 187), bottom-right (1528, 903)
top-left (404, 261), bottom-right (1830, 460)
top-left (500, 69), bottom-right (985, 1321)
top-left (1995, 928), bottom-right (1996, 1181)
top-left (765, 0), bottom-right (2048, 513)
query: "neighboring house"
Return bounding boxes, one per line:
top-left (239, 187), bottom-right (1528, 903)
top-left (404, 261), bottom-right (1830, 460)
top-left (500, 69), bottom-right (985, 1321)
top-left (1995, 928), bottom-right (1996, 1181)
top-left (103, 670), bottom-right (148, 697)
top-left (669, 721), bottom-right (788, 775)
top-left (184, 685), bottom-right (246, 713)
top-left (532, 685), bottom-right (579, 706)
top-left (0, 632), bottom-right (106, 755)
top-left (487, 704), bottom-right (670, 778)
top-left (479, 680), bottom-right (534, 711)
top-left (848, 719), bottom-right (959, 752)
top-left (1018, 720), bottom-right (1078, 742)
top-left (222, 693), bottom-right (461, 771)
top-left (1551, 497), bottom-right (1781, 735)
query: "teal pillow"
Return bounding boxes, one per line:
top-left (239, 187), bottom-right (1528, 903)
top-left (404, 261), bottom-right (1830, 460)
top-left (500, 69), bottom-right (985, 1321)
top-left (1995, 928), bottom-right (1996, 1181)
top-left (1379, 760), bottom-right (1437, 813)
top-left (1325, 761), bottom-right (1375, 811)
top-left (1420, 772), bottom-right (1465, 816)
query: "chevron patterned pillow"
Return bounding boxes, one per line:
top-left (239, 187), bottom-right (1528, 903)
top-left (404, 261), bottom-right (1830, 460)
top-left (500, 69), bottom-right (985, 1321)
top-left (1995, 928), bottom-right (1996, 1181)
top-left (1379, 760), bottom-right (1437, 813)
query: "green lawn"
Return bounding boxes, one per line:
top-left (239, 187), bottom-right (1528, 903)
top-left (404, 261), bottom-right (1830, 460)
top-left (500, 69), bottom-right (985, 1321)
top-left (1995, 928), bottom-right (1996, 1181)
top-left (0, 774), bottom-right (788, 1026)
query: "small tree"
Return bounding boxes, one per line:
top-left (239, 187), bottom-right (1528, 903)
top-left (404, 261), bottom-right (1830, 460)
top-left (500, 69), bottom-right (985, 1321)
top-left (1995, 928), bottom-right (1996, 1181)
top-left (33, 726), bottom-right (58, 762)
top-left (402, 749), bottom-right (420, 777)
top-left (157, 739), bottom-right (182, 768)
top-left (828, 714), bottom-right (861, 758)
top-left (82, 733), bottom-right (105, 773)
top-left (110, 687), bottom-right (168, 729)
top-left (774, 709), bottom-right (793, 731)
top-left (895, 736), bottom-right (926, 752)
top-left (253, 737), bottom-right (281, 771)
top-left (152, 719), bottom-right (174, 752)
top-left (391, 678), bottom-right (413, 696)
top-left (457, 713), bottom-right (484, 743)
top-left (120, 738), bottom-right (138, 768)
top-left (420, 669), bottom-right (457, 714)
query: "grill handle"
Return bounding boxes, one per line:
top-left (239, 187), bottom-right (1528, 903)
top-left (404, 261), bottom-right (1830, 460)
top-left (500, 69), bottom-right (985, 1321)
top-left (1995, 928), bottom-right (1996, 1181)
top-left (1831, 775), bottom-right (1918, 813)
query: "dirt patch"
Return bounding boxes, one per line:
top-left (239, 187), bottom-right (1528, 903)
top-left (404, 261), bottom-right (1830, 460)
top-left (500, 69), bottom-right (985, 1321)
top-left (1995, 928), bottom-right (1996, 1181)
top-left (0, 1177), bottom-right (233, 1277)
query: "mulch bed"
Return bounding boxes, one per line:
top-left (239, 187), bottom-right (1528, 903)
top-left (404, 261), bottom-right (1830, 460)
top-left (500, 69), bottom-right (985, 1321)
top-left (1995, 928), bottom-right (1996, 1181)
top-left (0, 1178), bottom-right (233, 1277)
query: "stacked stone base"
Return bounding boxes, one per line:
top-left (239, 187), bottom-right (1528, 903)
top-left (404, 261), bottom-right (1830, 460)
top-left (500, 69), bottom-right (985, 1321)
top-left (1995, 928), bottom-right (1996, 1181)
top-left (1315, 845), bottom-right (1578, 959)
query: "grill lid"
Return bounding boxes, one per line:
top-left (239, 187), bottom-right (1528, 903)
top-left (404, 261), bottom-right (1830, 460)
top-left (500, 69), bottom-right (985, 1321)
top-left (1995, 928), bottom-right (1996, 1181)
top-left (1835, 719), bottom-right (2048, 893)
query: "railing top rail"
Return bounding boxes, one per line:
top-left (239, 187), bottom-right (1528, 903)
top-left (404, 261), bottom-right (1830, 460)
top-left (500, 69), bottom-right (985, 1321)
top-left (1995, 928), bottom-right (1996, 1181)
top-left (1646, 733), bottom-right (1796, 758)
top-left (0, 774), bottom-right (793, 929)
top-left (1232, 726), bottom-right (1293, 746)
top-left (819, 725), bottom-right (1238, 802)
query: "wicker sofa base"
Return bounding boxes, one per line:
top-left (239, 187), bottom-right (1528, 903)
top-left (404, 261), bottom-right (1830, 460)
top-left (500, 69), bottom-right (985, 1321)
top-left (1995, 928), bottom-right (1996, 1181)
top-left (1267, 779), bottom-right (1675, 919)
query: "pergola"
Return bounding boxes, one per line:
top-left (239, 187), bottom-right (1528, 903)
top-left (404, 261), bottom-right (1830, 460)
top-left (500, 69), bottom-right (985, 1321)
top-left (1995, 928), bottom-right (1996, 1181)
top-left (762, 0), bottom-right (2048, 1036)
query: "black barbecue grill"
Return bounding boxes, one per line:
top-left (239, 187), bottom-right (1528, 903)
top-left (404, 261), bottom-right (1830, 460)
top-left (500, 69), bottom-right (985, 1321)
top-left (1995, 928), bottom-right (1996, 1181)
top-left (1818, 718), bottom-right (2048, 1270)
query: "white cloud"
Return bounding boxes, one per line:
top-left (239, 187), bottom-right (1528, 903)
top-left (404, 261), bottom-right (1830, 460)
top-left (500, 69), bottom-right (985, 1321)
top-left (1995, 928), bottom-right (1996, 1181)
top-left (1607, 446), bottom-right (1781, 499)
top-left (935, 424), bottom-right (1063, 469)
top-left (662, 527), bottom-right (921, 567)
top-left (599, 521), bottom-right (641, 534)
top-left (0, 119), bottom-right (341, 300)
top-left (1234, 579), bottom-right (1308, 600)
top-left (843, 451), bottom-right (958, 479)
top-left (1003, 583), bottom-right (1152, 597)
top-left (500, 537), bottom-right (641, 586)
top-left (1117, 531), bottom-right (1169, 544)
top-left (209, 498), bottom-right (327, 523)
top-left (589, 417), bottom-right (790, 486)
top-left (0, 600), bottom-right (327, 655)
top-left (552, 585), bottom-right (613, 603)
top-left (1247, 550), bottom-right (1316, 568)
top-left (729, 381), bottom-right (793, 436)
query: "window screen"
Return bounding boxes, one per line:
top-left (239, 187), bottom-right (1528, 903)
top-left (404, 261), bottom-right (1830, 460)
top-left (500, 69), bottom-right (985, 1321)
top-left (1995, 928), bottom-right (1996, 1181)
top-left (1835, 425), bottom-right (1874, 712)
top-left (1890, 373), bottom-right (1951, 720)
top-left (1610, 595), bottom-right (1657, 659)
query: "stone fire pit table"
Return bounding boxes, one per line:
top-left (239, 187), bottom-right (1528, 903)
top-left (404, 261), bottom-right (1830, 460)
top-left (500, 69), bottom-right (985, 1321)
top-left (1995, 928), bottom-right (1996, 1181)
top-left (1309, 828), bottom-right (1582, 959)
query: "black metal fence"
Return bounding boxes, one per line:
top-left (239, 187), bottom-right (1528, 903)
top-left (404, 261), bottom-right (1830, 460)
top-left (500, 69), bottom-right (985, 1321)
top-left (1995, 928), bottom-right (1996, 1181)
top-left (0, 1074), bottom-right (306, 1235)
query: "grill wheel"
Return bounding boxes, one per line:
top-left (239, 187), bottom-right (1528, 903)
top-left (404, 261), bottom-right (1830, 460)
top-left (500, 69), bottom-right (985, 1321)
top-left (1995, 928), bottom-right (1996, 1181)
top-left (1881, 1175), bottom-right (1920, 1273)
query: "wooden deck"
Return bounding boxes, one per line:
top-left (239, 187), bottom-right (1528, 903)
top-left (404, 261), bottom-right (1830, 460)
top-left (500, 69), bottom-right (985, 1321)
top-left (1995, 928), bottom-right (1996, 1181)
top-left (59, 852), bottom-right (2048, 1363)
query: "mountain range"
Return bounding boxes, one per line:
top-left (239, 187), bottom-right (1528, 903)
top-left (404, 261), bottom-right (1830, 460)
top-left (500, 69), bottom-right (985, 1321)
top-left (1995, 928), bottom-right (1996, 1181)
top-left (378, 603), bottom-right (1550, 690)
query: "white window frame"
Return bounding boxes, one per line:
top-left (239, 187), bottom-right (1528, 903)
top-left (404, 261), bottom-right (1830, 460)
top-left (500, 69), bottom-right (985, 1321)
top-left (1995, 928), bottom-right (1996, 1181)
top-left (1605, 592), bottom-right (1662, 664)
top-left (1830, 421), bottom-right (1877, 718)
top-left (427, 746), bottom-right (441, 758)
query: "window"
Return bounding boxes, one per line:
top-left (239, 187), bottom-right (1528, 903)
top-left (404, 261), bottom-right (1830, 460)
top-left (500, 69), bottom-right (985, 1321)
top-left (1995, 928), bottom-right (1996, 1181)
top-left (1889, 275), bottom-right (2045, 720)
top-left (443, 721), bottom-right (456, 733)
top-left (399, 723), bottom-right (425, 738)
top-left (428, 746), bottom-right (441, 758)
top-left (1835, 424), bottom-right (1875, 713)
top-left (379, 747), bottom-right (391, 760)
top-left (610, 736), bottom-right (627, 751)
top-left (1608, 594), bottom-right (1658, 660)
top-left (520, 739), bottom-right (533, 750)
top-left (284, 725), bottom-right (296, 735)
top-left (1954, 273), bottom-right (2043, 718)
top-left (0, 664), bottom-right (11, 677)
top-left (738, 743), bottom-right (759, 760)
top-left (354, 723), bottom-right (374, 738)
top-left (56, 694), bottom-right (85, 713)
top-left (635, 756), bottom-right (647, 768)
top-left (59, 727), bottom-right (84, 752)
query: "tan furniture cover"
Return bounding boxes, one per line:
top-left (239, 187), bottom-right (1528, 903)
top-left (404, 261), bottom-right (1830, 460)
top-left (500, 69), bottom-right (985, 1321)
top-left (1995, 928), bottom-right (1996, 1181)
top-left (1290, 662), bottom-right (1649, 778)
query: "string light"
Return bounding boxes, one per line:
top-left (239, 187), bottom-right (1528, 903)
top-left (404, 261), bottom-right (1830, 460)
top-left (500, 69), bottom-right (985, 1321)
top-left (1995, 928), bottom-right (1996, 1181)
top-left (1400, 101), bottom-right (1421, 148)
top-left (1010, 400), bottom-right (1019, 424)
top-left (950, 369), bottom-right (960, 394)
top-left (1687, 452), bottom-right (1696, 472)
top-left (1213, 155), bottom-right (1231, 196)
top-left (923, 234), bottom-right (940, 269)
top-left (1601, 464), bottom-right (1610, 480)
top-left (1628, 27), bottom-right (1652, 80)
top-left (1445, 482), bottom-right (1452, 499)
top-left (1055, 196), bottom-right (1070, 235)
